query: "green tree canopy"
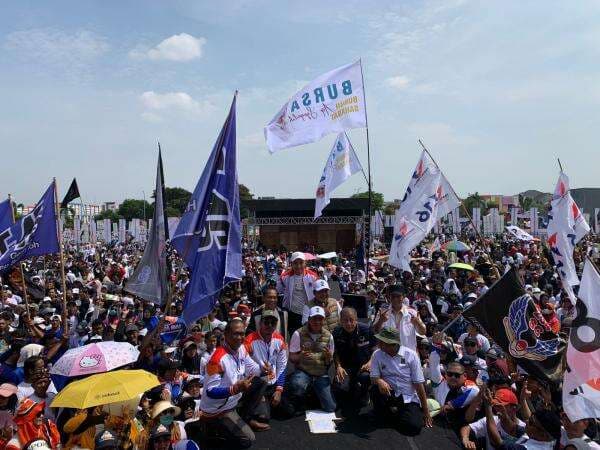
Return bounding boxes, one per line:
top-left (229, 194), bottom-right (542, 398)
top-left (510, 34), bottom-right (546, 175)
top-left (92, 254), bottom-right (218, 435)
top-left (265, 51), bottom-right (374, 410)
top-left (118, 199), bottom-right (153, 220)
top-left (351, 191), bottom-right (385, 211)
top-left (94, 209), bottom-right (122, 222)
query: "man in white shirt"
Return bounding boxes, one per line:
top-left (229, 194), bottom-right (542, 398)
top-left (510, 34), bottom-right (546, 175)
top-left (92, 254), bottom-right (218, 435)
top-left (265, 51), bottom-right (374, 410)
top-left (370, 327), bottom-right (432, 436)
top-left (276, 252), bottom-right (318, 333)
top-left (373, 285), bottom-right (426, 351)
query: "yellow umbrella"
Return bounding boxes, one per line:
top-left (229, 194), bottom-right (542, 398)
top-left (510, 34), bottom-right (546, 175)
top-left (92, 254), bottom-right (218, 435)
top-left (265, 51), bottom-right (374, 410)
top-left (51, 369), bottom-right (159, 409)
top-left (448, 262), bottom-right (475, 271)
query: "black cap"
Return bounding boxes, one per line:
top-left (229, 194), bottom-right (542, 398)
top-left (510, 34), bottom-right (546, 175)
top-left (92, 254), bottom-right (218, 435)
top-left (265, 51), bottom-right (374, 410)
top-left (464, 336), bottom-right (478, 346)
top-left (459, 355), bottom-right (480, 370)
top-left (486, 347), bottom-right (504, 360)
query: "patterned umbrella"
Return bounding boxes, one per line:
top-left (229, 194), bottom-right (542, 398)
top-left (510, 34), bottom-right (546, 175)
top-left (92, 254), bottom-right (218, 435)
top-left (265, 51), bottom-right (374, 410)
top-left (442, 240), bottom-right (471, 252)
top-left (50, 341), bottom-right (139, 377)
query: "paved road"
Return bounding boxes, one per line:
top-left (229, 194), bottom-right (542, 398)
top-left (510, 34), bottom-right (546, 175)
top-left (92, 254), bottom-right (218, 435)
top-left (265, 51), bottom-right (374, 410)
top-left (205, 411), bottom-right (462, 450)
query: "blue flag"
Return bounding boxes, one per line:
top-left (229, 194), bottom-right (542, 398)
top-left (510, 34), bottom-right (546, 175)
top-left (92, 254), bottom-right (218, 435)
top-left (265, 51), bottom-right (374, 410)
top-left (0, 182), bottom-right (59, 273)
top-left (172, 94), bottom-right (242, 324)
top-left (0, 199), bottom-right (13, 231)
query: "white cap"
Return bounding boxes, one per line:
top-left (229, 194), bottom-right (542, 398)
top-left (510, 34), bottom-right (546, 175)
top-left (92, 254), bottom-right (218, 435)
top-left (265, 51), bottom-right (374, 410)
top-left (33, 317), bottom-right (46, 325)
top-left (532, 287), bottom-right (542, 294)
top-left (42, 297), bottom-right (52, 302)
top-left (291, 251), bottom-right (305, 262)
top-left (72, 288), bottom-right (80, 294)
top-left (314, 279), bottom-right (330, 292)
top-left (122, 296), bottom-right (134, 306)
top-left (309, 306), bottom-right (326, 318)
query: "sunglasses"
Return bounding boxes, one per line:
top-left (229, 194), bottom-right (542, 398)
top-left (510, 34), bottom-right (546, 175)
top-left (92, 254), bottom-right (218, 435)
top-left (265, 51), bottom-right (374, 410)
top-left (446, 371), bottom-right (464, 378)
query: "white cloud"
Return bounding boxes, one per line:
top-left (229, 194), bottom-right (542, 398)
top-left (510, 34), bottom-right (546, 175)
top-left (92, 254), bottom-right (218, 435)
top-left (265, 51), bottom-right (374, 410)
top-left (4, 28), bottom-right (108, 72)
top-left (139, 91), bottom-right (214, 121)
top-left (386, 75), bottom-right (410, 90)
top-left (131, 33), bottom-right (206, 62)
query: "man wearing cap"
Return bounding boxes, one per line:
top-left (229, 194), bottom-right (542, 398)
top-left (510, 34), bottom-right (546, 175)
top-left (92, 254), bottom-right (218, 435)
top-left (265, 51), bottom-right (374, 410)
top-left (94, 429), bottom-right (120, 450)
top-left (277, 251), bottom-right (318, 333)
top-left (458, 323), bottom-right (491, 353)
top-left (370, 327), bottom-right (432, 435)
top-left (428, 333), bottom-right (480, 432)
top-left (461, 387), bottom-right (525, 450)
top-left (373, 285), bottom-right (426, 351)
top-left (200, 318), bottom-right (266, 449)
top-left (301, 279), bottom-right (341, 332)
top-left (246, 287), bottom-right (289, 341)
top-left (244, 310), bottom-right (292, 420)
top-left (288, 306), bottom-right (336, 413)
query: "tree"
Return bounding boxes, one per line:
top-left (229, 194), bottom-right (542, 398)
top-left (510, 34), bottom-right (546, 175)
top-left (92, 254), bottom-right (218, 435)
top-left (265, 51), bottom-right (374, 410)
top-left (118, 199), bottom-right (153, 220)
top-left (462, 192), bottom-right (485, 213)
top-left (94, 210), bottom-right (122, 222)
top-left (486, 200), bottom-right (499, 210)
top-left (239, 183), bottom-right (253, 201)
top-left (383, 203), bottom-right (398, 215)
top-left (163, 187), bottom-right (192, 215)
top-left (518, 194), bottom-right (533, 211)
top-left (351, 191), bottom-right (385, 211)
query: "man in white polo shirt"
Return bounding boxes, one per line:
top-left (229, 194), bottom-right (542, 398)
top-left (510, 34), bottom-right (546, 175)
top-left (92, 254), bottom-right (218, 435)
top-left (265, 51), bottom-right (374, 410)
top-left (370, 327), bottom-right (432, 436)
top-left (276, 252), bottom-right (318, 333)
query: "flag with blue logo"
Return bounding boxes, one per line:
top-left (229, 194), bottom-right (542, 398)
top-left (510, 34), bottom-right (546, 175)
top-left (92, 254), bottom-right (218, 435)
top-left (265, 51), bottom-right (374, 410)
top-left (0, 199), bottom-right (14, 231)
top-left (0, 182), bottom-right (59, 273)
top-left (171, 94), bottom-right (242, 324)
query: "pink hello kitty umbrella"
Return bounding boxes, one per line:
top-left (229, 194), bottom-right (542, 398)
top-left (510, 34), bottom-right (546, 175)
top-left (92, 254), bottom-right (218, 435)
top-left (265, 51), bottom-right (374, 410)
top-left (50, 341), bottom-right (140, 377)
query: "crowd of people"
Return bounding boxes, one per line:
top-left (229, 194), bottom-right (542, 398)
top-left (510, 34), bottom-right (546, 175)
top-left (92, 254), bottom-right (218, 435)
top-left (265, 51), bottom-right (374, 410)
top-left (0, 230), bottom-right (598, 450)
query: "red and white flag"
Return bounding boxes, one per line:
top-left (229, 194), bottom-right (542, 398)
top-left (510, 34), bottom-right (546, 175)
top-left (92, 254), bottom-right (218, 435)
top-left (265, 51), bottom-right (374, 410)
top-left (546, 172), bottom-right (589, 304)
top-left (563, 258), bottom-right (600, 421)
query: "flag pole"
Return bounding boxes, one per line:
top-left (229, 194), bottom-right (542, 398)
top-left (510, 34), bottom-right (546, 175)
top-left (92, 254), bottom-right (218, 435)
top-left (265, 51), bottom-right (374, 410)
top-left (8, 195), bottom-right (31, 317)
top-left (53, 178), bottom-right (69, 334)
top-left (557, 158), bottom-right (564, 172)
top-left (359, 58), bottom-right (373, 262)
top-left (418, 139), bottom-right (487, 249)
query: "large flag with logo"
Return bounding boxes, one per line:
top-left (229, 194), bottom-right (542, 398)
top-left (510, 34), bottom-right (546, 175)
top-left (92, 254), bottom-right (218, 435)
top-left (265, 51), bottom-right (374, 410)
top-left (463, 268), bottom-right (566, 383)
top-left (547, 172), bottom-right (590, 304)
top-left (397, 150), bottom-right (437, 217)
top-left (314, 132), bottom-right (363, 218)
top-left (389, 158), bottom-right (459, 272)
top-left (125, 148), bottom-right (170, 305)
top-left (506, 225), bottom-right (534, 242)
top-left (172, 94), bottom-right (242, 324)
top-left (264, 60), bottom-right (367, 153)
top-left (563, 258), bottom-right (600, 421)
top-left (0, 182), bottom-right (59, 273)
top-left (0, 199), bottom-right (13, 231)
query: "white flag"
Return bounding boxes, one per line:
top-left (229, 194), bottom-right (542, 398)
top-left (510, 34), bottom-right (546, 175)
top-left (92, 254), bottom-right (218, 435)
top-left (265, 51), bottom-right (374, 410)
top-left (264, 61), bottom-right (366, 153)
top-left (389, 168), bottom-right (460, 272)
top-left (506, 225), bottom-right (534, 242)
top-left (563, 258), bottom-right (600, 421)
top-left (90, 220), bottom-right (97, 243)
top-left (547, 172), bottom-right (590, 303)
top-left (118, 219), bottom-right (126, 243)
top-left (314, 133), bottom-right (363, 218)
top-left (103, 218), bottom-right (111, 242)
top-left (398, 150), bottom-right (437, 217)
top-left (430, 237), bottom-right (441, 252)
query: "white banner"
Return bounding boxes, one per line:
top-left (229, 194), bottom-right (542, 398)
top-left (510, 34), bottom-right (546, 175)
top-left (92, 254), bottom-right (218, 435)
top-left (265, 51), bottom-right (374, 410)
top-left (510, 206), bottom-right (517, 225)
top-left (130, 219), bottom-right (139, 240)
top-left (74, 218), bottom-right (81, 244)
top-left (530, 207), bottom-right (539, 235)
top-left (103, 218), bottom-right (111, 242)
top-left (118, 219), bottom-right (126, 243)
top-left (563, 259), bottom-right (600, 421)
top-left (452, 208), bottom-right (461, 233)
top-left (472, 207), bottom-right (481, 232)
top-left (314, 132), bottom-right (363, 218)
top-left (264, 60), bottom-right (366, 153)
top-left (90, 220), bottom-right (97, 243)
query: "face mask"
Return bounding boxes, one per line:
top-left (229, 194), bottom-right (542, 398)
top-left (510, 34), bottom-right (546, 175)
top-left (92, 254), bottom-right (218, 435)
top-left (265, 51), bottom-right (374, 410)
top-left (159, 414), bottom-right (174, 426)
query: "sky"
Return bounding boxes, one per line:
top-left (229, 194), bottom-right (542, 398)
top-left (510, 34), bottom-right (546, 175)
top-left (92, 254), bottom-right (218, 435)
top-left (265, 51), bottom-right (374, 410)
top-left (2, 0), bottom-right (600, 206)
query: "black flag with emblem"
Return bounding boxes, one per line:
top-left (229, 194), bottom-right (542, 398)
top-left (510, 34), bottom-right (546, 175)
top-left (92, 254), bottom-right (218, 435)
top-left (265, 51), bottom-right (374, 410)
top-left (463, 267), bottom-right (566, 384)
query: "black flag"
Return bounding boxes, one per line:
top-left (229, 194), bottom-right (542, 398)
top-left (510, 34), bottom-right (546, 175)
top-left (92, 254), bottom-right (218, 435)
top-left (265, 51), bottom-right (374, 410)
top-left (463, 268), bottom-right (566, 384)
top-left (60, 178), bottom-right (81, 209)
top-left (124, 146), bottom-right (170, 304)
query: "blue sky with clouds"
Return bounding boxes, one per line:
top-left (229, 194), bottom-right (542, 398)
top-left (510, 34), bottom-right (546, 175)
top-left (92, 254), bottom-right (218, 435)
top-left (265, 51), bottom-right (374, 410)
top-left (2, 0), bottom-right (600, 205)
